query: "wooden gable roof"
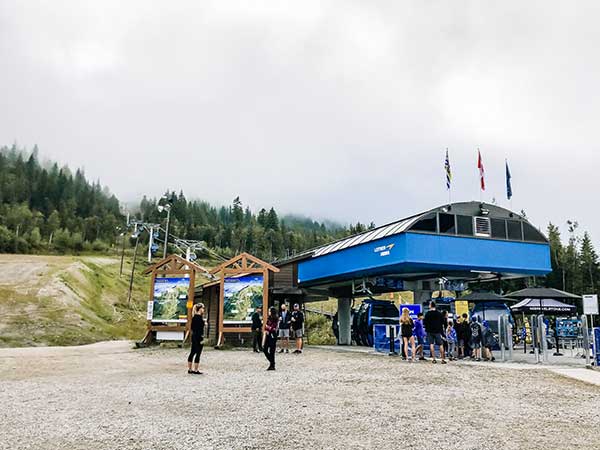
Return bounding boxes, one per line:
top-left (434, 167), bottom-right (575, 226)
top-left (209, 252), bottom-right (279, 275)
top-left (142, 254), bottom-right (211, 275)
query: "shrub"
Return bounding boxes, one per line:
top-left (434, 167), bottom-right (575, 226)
top-left (305, 312), bottom-right (336, 345)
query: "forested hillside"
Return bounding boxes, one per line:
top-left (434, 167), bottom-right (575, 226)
top-left (2, 144), bottom-right (600, 298)
top-left (136, 194), bottom-right (366, 261)
top-left (0, 145), bottom-right (121, 253)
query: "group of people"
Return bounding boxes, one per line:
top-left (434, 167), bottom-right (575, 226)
top-left (186, 302), bottom-right (306, 374)
top-left (252, 303), bottom-right (305, 370)
top-left (399, 301), bottom-right (497, 363)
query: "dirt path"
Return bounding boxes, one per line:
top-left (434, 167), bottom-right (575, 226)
top-left (1, 343), bottom-right (599, 450)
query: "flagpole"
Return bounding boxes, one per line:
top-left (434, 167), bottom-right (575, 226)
top-left (478, 148), bottom-right (482, 203)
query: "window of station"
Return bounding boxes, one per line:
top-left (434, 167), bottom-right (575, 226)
top-left (523, 222), bottom-right (547, 242)
top-left (507, 220), bottom-right (523, 240)
top-left (409, 213), bottom-right (437, 232)
top-left (491, 218), bottom-right (507, 239)
top-left (456, 215), bottom-right (473, 236)
top-left (438, 213), bottom-right (456, 234)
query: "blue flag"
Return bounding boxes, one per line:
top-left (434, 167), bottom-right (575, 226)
top-left (506, 160), bottom-right (512, 200)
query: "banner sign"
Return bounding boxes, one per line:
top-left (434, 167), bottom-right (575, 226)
top-left (583, 295), bottom-right (599, 315)
top-left (556, 319), bottom-right (580, 338)
top-left (223, 275), bottom-right (264, 324)
top-left (455, 300), bottom-right (469, 318)
top-left (594, 328), bottom-right (600, 367)
top-left (152, 277), bottom-right (190, 323)
top-left (399, 304), bottom-right (421, 319)
top-left (373, 324), bottom-right (401, 353)
top-left (444, 280), bottom-right (467, 291)
top-left (374, 277), bottom-right (404, 290)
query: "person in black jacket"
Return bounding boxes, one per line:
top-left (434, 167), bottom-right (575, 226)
top-left (290, 303), bottom-right (304, 354)
top-left (278, 303), bottom-right (292, 353)
top-left (423, 301), bottom-right (446, 364)
top-left (187, 303), bottom-right (205, 374)
top-left (263, 307), bottom-right (279, 371)
top-left (251, 306), bottom-right (263, 353)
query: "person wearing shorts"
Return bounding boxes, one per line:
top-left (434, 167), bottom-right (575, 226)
top-left (469, 316), bottom-right (483, 361)
top-left (290, 303), bottom-right (304, 354)
top-left (423, 301), bottom-right (446, 364)
top-left (278, 303), bottom-right (291, 353)
top-left (413, 312), bottom-right (426, 360)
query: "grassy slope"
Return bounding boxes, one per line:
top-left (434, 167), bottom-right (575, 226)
top-left (0, 255), bottom-right (149, 347)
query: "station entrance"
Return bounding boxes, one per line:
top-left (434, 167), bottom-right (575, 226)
top-left (273, 201), bottom-right (552, 346)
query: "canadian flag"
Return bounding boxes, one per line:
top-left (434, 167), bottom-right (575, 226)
top-left (477, 150), bottom-right (485, 191)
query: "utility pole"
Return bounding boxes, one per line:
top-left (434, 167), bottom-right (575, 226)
top-left (147, 226), bottom-right (154, 263)
top-left (119, 233), bottom-right (126, 277)
top-left (127, 231), bottom-right (141, 305)
top-left (159, 204), bottom-right (172, 259)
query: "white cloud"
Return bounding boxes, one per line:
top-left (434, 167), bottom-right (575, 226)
top-left (1, 0), bottom-right (599, 245)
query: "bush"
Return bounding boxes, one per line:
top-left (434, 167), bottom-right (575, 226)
top-left (92, 240), bottom-right (108, 252)
top-left (0, 225), bottom-right (15, 252)
top-left (71, 232), bottom-right (84, 252)
top-left (305, 312), bottom-right (336, 345)
top-left (53, 229), bottom-right (72, 253)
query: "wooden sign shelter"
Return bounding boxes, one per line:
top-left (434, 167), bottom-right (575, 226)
top-left (141, 254), bottom-right (210, 344)
top-left (210, 252), bottom-right (279, 347)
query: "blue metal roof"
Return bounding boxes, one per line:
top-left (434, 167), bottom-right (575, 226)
top-left (293, 202), bottom-right (551, 287)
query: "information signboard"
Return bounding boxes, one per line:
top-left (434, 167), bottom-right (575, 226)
top-left (583, 295), bottom-right (599, 315)
top-left (556, 319), bottom-right (580, 338)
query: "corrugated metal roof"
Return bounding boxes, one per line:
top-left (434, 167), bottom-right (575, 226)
top-left (308, 213), bottom-right (426, 258)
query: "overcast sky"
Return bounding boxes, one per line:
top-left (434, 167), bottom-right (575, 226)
top-left (1, 1), bottom-right (599, 243)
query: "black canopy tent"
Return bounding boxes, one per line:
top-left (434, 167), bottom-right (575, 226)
top-left (506, 288), bottom-right (580, 356)
top-left (504, 287), bottom-right (581, 300)
top-left (510, 298), bottom-right (577, 315)
top-left (505, 287), bottom-right (580, 320)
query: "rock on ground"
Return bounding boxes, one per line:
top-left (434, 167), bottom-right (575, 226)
top-left (0, 341), bottom-right (599, 450)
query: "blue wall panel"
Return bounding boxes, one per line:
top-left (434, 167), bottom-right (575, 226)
top-left (297, 232), bottom-right (551, 284)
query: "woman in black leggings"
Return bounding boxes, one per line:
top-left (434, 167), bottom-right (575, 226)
top-left (187, 303), bottom-right (205, 375)
top-left (263, 307), bottom-right (279, 371)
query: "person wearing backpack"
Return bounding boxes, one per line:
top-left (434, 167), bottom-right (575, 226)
top-left (482, 320), bottom-right (496, 361)
top-left (469, 316), bottom-right (482, 361)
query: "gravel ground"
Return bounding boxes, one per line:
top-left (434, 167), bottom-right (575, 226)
top-left (1, 341), bottom-right (599, 450)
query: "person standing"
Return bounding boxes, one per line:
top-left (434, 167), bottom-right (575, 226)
top-left (251, 306), bottom-right (263, 353)
top-left (278, 303), bottom-right (291, 353)
top-left (456, 313), bottom-right (469, 359)
top-left (446, 320), bottom-right (457, 360)
top-left (187, 303), bottom-right (205, 375)
top-left (413, 312), bottom-right (426, 360)
top-left (400, 308), bottom-right (416, 362)
top-left (469, 316), bottom-right (483, 361)
top-left (263, 307), bottom-right (279, 371)
top-left (423, 301), bottom-right (446, 364)
top-left (290, 303), bottom-right (305, 354)
top-left (482, 320), bottom-right (496, 361)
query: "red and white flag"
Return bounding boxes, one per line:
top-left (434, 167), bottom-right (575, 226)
top-left (477, 150), bottom-right (485, 191)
